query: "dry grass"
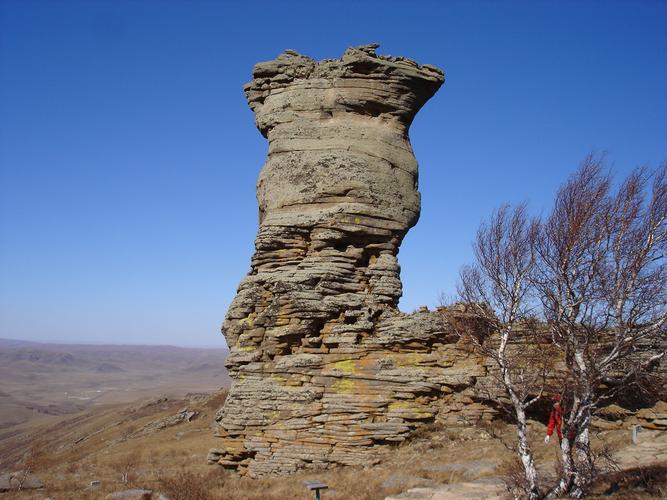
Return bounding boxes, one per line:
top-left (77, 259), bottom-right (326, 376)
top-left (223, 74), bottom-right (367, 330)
top-left (587, 464), bottom-right (667, 499)
top-left (2, 389), bottom-right (664, 500)
top-left (111, 450), bottom-right (142, 484)
top-left (159, 469), bottom-right (223, 500)
top-left (0, 397), bottom-right (510, 499)
top-left (496, 456), bottom-right (525, 496)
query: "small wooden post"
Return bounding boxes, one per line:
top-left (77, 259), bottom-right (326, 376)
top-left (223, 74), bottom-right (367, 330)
top-left (632, 424), bottom-right (642, 444)
top-left (304, 480), bottom-right (328, 500)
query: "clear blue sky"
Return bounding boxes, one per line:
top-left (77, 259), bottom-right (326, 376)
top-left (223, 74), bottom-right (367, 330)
top-left (1, 1), bottom-right (665, 347)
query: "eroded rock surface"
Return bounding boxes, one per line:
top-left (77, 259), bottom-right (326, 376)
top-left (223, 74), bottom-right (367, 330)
top-left (211, 45), bottom-right (498, 476)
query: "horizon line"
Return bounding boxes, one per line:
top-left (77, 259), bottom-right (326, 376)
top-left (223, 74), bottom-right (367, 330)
top-left (0, 337), bottom-right (229, 350)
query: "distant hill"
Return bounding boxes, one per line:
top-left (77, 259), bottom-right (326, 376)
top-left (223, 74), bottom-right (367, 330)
top-left (0, 340), bottom-right (230, 431)
top-left (0, 338), bottom-right (42, 348)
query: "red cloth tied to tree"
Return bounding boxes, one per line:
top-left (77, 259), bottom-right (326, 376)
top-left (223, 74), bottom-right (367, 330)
top-left (547, 404), bottom-right (563, 440)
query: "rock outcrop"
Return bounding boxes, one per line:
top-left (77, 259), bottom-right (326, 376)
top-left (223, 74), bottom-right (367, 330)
top-left (210, 45), bottom-right (496, 476)
top-left (210, 44), bottom-right (667, 477)
top-left (0, 471), bottom-right (43, 492)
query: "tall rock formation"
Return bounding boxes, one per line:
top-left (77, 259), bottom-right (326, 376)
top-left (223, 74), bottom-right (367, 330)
top-left (211, 45), bottom-right (492, 476)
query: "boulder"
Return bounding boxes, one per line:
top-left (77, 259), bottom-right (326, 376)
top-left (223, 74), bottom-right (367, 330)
top-left (0, 471), bottom-right (44, 491)
top-left (106, 489), bottom-right (153, 500)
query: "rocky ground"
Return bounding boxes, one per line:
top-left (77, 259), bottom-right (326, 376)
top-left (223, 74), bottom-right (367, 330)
top-left (384, 419), bottom-right (667, 500)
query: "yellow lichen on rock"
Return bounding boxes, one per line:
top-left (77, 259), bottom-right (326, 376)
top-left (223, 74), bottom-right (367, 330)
top-left (331, 379), bottom-right (356, 394)
top-left (333, 359), bottom-right (356, 374)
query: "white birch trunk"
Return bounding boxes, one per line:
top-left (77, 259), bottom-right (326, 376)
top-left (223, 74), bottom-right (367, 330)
top-left (500, 342), bottom-right (540, 499)
top-left (513, 404), bottom-right (540, 499)
top-left (548, 437), bottom-right (575, 498)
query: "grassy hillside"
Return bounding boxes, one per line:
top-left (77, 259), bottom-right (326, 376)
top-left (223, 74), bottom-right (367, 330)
top-left (1, 389), bottom-right (665, 499)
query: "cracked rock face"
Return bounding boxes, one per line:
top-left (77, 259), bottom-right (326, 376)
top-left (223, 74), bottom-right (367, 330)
top-left (211, 45), bottom-right (494, 476)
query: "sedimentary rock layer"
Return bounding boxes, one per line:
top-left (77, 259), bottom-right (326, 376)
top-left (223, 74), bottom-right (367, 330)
top-left (211, 45), bottom-right (467, 476)
top-left (210, 44), bottom-right (667, 477)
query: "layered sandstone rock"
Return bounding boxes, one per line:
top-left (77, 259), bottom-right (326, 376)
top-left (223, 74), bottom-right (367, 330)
top-left (210, 45), bottom-right (497, 476)
top-left (210, 45), bottom-right (667, 477)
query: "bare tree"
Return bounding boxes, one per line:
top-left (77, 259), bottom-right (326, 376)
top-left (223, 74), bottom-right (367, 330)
top-left (458, 155), bottom-right (667, 499)
top-left (112, 450), bottom-right (142, 485)
top-left (457, 203), bottom-right (544, 499)
top-left (534, 156), bottom-right (667, 498)
top-left (14, 442), bottom-right (46, 491)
